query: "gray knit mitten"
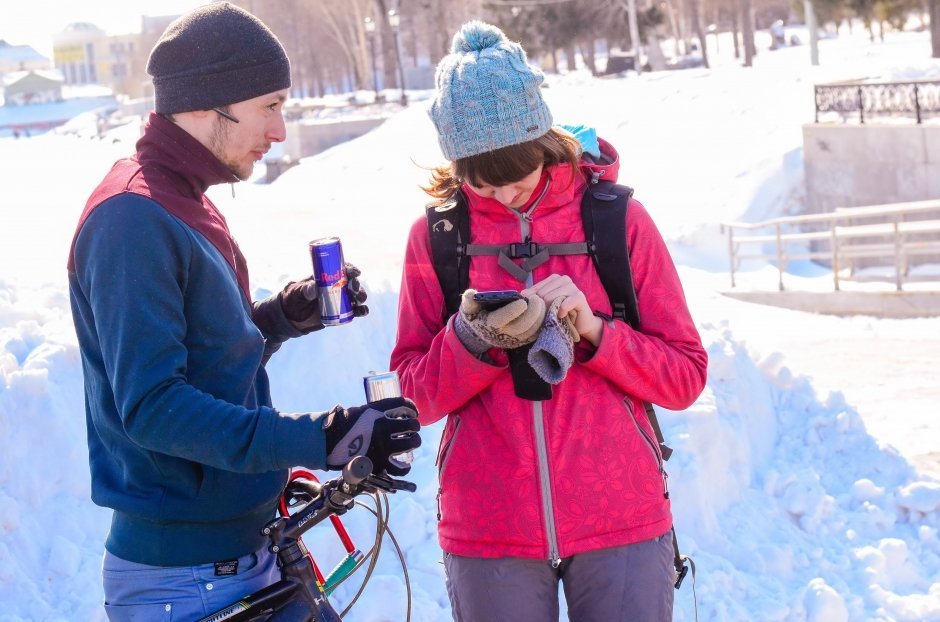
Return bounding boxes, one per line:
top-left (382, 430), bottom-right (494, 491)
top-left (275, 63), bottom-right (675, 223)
top-left (528, 296), bottom-right (580, 384)
top-left (454, 289), bottom-right (546, 354)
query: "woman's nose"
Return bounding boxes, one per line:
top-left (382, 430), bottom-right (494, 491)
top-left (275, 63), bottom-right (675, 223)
top-left (493, 186), bottom-right (516, 206)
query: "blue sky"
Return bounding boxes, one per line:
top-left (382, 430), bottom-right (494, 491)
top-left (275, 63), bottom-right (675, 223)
top-left (2, 0), bottom-right (207, 57)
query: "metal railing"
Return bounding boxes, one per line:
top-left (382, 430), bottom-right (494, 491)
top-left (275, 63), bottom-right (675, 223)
top-left (814, 80), bottom-right (940, 124)
top-left (722, 199), bottom-right (940, 291)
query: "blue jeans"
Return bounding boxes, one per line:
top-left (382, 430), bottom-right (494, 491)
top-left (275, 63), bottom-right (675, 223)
top-left (102, 547), bottom-right (280, 621)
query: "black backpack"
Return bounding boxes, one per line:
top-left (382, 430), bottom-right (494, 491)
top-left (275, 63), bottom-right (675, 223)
top-left (425, 178), bottom-right (692, 588)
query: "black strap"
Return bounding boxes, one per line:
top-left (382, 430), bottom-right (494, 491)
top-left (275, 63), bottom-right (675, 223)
top-left (581, 182), bottom-right (684, 581)
top-left (580, 181), bottom-right (674, 462)
top-left (426, 193), bottom-right (470, 321)
top-left (580, 180), bottom-right (639, 327)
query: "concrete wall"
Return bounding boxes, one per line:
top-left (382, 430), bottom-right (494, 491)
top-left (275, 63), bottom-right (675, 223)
top-left (283, 117), bottom-right (386, 163)
top-left (722, 290), bottom-right (940, 318)
top-left (803, 123), bottom-right (940, 213)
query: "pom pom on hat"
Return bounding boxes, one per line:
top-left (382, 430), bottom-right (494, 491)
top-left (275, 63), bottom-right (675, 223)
top-left (429, 21), bottom-right (553, 160)
top-left (451, 21), bottom-right (507, 54)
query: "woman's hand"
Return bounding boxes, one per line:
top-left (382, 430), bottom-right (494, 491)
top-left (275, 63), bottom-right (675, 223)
top-left (522, 274), bottom-right (604, 347)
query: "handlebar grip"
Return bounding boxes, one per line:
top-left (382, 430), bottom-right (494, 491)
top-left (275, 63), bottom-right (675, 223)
top-left (343, 456), bottom-right (373, 485)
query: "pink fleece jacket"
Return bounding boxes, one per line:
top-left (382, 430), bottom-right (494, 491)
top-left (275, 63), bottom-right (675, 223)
top-left (390, 139), bottom-right (708, 560)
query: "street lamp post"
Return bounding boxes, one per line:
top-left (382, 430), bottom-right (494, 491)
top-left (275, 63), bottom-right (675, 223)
top-left (364, 16), bottom-right (380, 102)
top-left (386, 9), bottom-right (408, 106)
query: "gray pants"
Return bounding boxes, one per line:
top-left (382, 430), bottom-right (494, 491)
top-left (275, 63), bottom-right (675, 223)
top-left (444, 532), bottom-right (676, 622)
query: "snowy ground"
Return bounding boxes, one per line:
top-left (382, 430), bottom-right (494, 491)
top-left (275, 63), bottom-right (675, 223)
top-left (1, 26), bottom-right (939, 622)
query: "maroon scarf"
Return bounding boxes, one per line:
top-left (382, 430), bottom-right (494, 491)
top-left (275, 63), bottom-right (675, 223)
top-left (68, 113), bottom-right (251, 302)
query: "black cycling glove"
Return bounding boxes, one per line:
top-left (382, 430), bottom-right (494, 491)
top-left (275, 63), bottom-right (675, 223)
top-left (322, 397), bottom-right (421, 476)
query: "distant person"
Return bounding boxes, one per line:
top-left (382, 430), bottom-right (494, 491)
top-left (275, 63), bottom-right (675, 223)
top-left (390, 21), bottom-right (707, 622)
top-left (771, 20), bottom-right (787, 49)
top-left (66, 3), bottom-right (420, 620)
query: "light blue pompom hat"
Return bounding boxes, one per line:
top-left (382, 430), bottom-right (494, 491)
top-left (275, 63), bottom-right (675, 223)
top-left (429, 21), bottom-right (554, 161)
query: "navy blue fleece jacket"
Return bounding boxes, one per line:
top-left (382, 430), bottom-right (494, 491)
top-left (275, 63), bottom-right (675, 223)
top-left (67, 113), bottom-right (328, 566)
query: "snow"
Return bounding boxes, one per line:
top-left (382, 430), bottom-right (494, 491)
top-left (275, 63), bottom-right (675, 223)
top-left (2, 27), bottom-right (940, 622)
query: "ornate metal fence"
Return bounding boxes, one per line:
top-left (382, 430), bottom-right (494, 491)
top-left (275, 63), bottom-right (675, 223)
top-left (814, 80), bottom-right (940, 124)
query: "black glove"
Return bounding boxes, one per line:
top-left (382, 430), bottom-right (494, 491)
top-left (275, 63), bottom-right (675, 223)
top-left (279, 263), bottom-right (369, 333)
top-left (278, 277), bottom-right (322, 334)
top-left (344, 262), bottom-right (369, 318)
top-left (322, 397), bottom-right (421, 476)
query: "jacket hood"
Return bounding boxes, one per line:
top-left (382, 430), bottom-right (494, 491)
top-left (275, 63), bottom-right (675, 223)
top-left (583, 136), bottom-right (620, 183)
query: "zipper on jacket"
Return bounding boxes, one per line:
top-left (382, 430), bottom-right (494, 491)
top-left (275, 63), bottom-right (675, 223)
top-left (507, 193), bottom-right (561, 567)
top-left (533, 402), bottom-right (561, 567)
top-left (505, 174), bottom-right (550, 230)
top-left (435, 416), bottom-right (461, 521)
top-left (625, 398), bottom-right (670, 500)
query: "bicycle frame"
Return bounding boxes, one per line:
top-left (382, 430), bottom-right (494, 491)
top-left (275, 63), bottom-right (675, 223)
top-left (197, 457), bottom-right (415, 622)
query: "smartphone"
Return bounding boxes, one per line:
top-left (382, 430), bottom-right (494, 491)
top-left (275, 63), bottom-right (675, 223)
top-left (472, 289), bottom-right (523, 311)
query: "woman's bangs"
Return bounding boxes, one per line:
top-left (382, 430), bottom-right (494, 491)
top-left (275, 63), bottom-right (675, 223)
top-left (457, 142), bottom-right (544, 187)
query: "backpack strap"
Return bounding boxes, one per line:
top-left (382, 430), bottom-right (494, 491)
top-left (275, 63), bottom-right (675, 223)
top-left (426, 191), bottom-right (470, 321)
top-left (465, 241), bottom-right (589, 282)
top-left (580, 180), bottom-right (639, 327)
top-left (582, 179), bottom-right (687, 584)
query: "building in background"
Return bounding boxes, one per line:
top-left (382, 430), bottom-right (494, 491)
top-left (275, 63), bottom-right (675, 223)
top-left (1, 70), bottom-right (63, 106)
top-left (48, 16), bottom-right (179, 99)
top-left (103, 33), bottom-right (142, 98)
top-left (0, 40), bottom-right (50, 74)
top-left (52, 23), bottom-right (104, 86)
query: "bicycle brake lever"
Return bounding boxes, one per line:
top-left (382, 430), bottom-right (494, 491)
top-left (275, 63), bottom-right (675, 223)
top-left (389, 479), bottom-right (417, 493)
top-left (364, 473), bottom-right (417, 493)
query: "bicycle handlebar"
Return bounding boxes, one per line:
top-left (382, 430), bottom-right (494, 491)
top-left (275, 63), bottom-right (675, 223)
top-left (272, 457), bottom-right (415, 545)
top-left (197, 457), bottom-right (415, 622)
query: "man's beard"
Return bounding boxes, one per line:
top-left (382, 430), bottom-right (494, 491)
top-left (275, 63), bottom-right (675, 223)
top-left (208, 117), bottom-right (251, 181)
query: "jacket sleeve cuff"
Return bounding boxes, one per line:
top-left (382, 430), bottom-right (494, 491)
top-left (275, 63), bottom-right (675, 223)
top-left (269, 408), bottom-right (330, 470)
top-left (446, 316), bottom-right (506, 366)
top-left (252, 294), bottom-right (305, 357)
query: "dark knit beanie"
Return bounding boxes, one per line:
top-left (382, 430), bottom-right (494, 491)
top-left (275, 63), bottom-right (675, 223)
top-left (147, 2), bottom-right (291, 114)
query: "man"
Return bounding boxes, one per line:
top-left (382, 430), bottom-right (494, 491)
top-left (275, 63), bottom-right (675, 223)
top-left (66, 4), bottom-right (421, 619)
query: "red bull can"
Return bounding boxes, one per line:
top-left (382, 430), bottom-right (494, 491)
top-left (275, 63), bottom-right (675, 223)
top-left (309, 237), bottom-right (353, 326)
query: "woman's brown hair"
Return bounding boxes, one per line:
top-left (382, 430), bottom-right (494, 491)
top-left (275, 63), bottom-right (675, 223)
top-left (423, 127), bottom-right (582, 204)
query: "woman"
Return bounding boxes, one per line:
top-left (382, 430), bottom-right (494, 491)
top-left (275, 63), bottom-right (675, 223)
top-left (390, 21), bottom-right (707, 621)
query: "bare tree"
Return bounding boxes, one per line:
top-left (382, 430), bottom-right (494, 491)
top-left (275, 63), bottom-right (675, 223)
top-left (740, 0), bottom-right (755, 66)
top-left (687, 0), bottom-right (710, 66)
top-left (933, 0), bottom-right (940, 57)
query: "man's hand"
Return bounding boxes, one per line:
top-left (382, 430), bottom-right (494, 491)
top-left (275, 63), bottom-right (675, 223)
top-left (343, 262), bottom-right (369, 318)
top-left (323, 397), bottom-right (421, 476)
top-left (279, 262), bottom-right (369, 333)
